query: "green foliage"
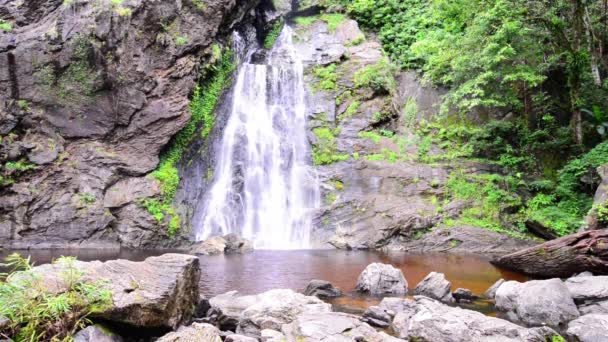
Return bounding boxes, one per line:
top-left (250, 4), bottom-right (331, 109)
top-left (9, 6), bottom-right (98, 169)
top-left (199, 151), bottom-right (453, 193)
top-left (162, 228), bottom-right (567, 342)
top-left (78, 193), bottom-right (96, 205)
top-left (148, 49), bottom-right (235, 236)
top-left (358, 131), bottom-right (383, 144)
top-left (320, 14), bottom-right (346, 33)
top-left (264, 20), bottom-right (284, 49)
top-left (325, 192), bottom-right (337, 205)
top-left (596, 201), bottom-right (608, 225)
top-left (353, 58), bottom-right (397, 94)
top-left (312, 64), bottom-right (338, 92)
top-left (550, 335), bottom-right (566, 342)
top-left (191, 0), bottom-right (206, 10)
top-left (339, 101), bottom-right (360, 121)
top-left (312, 127), bottom-right (349, 165)
top-left (365, 149), bottom-right (399, 163)
top-left (0, 254), bottom-right (112, 341)
top-left (0, 19), bottom-right (12, 32)
top-left (175, 36), bottom-right (188, 46)
top-left (293, 16), bottom-right (319, 27)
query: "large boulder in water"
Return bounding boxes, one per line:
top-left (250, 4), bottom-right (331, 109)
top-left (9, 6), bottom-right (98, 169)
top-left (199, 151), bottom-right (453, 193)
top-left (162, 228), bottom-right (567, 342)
top-left (190, 235), bottom-right (253, 256)
top-left (15, 254), bottom-right (200, 329)
top-left (303, 279), bottom-right (342, 298)
top-left (413, 272), bottom-right (454, 303)
top-left (566, 314), bottom-right (608, 342)
top-left (355, 263), bottom-right (408, 295)
top-left (391, 296), bottom-right (559, 341)
top-left (209, 289), bottom-right (331, 337)
top-left (495, 279), bottom-right (579, 328)
top-left (156, 323), bottom-right (222, 342)
top-left (565, 275), bottom-right (608, 314)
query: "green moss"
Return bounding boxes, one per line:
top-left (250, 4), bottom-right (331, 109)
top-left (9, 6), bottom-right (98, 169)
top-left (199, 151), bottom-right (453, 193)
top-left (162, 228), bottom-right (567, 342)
top-left (365, 149), bottom-right (399, 163)
top-left (293, 16), bottom-right (319, 27)
top-left (333, 180), bottom-right (344, 190)
top-left (312, 64), bottom-right (338, 92)
top-left (354, 57), bottom-right (397, 94)
top-left (358, 131), bottom-right (382, 144)
top-left (339, 101), bottom-right (360, 121)
top-left (191, 0), bottom-right (206, 10)
top-left (0, 19), bottom-right (12, 32)
top-left (320, 13), bottom-right (346, 32)
top-left (78, 193), bottom-right (96, 205)
top-left (147, 49), bottom-right (235, 237)
top-left (175, 36), bottom-right (189, 46)
top-left (312, 127), bottom-right (349, 165)
top-left (264, 20), bottom-right (284, 49)
top-left (325, 192), bottom-right (337, 205)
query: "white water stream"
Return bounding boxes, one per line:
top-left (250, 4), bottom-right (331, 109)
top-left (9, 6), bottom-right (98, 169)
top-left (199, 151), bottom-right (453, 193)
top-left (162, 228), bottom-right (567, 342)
top-left (193, 27), bottom-right (319, 249)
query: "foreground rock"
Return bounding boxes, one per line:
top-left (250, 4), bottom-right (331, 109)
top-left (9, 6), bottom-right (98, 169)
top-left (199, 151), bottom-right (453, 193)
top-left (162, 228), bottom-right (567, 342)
top-left (495, 279), bottom-right (579, 328)
top-left (413, 272), bottom-right (454, 303)
top-left (391, 296), bottom-right (559, 341)
top-left (74, 325), bottom-right (123, 342)
top-left (18, 254), bottom-right (200, 329)
top-left (565, 275), bottom-right (608, 314)
top-left (362, 306), bottom-right (393, 328)
top-left (303, 279), bottom-right (342, 298)
top-left (209, 289), bottom-right (331, 337)
top-left (492, 230), bottom-right (608, 277)
top-left (566, 314), bottom-right (608, 342)
top-left (156, 323), bottom-right (221, 342)
top-left (282, 312), bottom-right (403, 342)
top-left (191, 234), bottom-right (253, 256)
top-left (355, 263), bottom-right (408, 295)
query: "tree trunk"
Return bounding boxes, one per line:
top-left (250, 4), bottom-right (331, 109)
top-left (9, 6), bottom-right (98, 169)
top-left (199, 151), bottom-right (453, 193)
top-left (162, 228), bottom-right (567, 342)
top-left (491, 230), bottom-right (608, 278)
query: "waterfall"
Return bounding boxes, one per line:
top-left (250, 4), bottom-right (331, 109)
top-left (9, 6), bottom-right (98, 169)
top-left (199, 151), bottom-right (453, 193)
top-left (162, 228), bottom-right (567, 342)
top-left (193, 26), bottom-right (319, 249)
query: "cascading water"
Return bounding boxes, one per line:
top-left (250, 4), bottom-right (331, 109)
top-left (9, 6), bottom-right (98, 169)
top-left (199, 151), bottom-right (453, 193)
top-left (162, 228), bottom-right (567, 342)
top-left (193, 26), bottom-right (320, 249)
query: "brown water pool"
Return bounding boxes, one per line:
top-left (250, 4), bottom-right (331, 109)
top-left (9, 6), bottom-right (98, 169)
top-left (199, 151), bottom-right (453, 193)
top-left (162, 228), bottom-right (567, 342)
top-left (0, 249), bottom-right (527, 315)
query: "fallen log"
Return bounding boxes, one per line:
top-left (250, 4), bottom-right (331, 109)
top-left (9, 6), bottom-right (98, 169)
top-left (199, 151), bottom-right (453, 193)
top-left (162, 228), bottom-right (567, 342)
top-left (491, 230), bottom-right (608, 278)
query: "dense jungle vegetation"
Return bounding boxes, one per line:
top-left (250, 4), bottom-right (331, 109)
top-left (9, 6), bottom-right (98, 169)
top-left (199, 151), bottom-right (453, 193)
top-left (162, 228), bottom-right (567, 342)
top-left (318, 0), bottom-right (608, 237)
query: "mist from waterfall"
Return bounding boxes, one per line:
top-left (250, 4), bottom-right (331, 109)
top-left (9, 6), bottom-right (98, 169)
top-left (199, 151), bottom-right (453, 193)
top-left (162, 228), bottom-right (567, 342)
top-left (192, 26), bottom-right (320, 249)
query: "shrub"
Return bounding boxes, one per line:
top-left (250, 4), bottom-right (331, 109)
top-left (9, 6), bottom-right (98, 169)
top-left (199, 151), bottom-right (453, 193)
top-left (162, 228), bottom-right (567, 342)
top-left (312, 64), bottom-right (338, 92)
top-left (312, 127), bottom-right (349, 165)
top-left (354, 57), bottom-right (397, 94)
top-left (264, 20), bottom-right (284, 49)
top-left (0, 254), bottom-right (112, 341)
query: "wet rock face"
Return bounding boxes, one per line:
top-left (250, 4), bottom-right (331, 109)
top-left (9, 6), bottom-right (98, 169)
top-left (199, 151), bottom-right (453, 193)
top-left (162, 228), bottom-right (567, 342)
top-left (355, 263), bottom-right (408, 295)
top-left (0, 0), bottom-right (261, 248)
top-left (15, 253), bottom-right (201, 329)
top-left (566, 314), bottom-right (608, 342)
top-left (494, 279), bottom-right (580, 329)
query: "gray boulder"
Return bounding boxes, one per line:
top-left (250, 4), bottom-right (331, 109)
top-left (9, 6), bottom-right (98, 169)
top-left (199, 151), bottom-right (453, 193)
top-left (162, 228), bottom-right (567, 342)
top-left (281, 312), bottom-right (404, 342)
top-left (355, 263), bottom-right (408, 295)
top-left (74, 325), bottom-right (123, 342)
top-left (391, 296), bottom-right (559, 342)
top-left (362, 306), bottom-right (392, 328)
top-left (237, 289), bottom-right (332, 336)
top-left (156, 323), bottom-right (222, 342)
top-left (413, 272), bottom-right (454, 303)
top-left (495, 279), bottom-right (580, 328)
top-left (225, 334), bottom-right (258, 342)
top-left (566, 314), bottom-right (608, 342)
top-left (565, 276), bottom-right (608, 314)
top-left (210, 289), bottom-right (331, 337)
top-left (15, 254), bottom-right (200, 329)
top-left (223, 234), bottom-right (254, 254)
top-left (378, 297), bottom-right (409, 316)
top-left (191, 236), bottom-right (228, 256)
top-left (452, 288), bottom-right (478, 303)
top-left (484, 278), bottom-right (505, 299)
top-left (303, 279), bottom-right (342, 298)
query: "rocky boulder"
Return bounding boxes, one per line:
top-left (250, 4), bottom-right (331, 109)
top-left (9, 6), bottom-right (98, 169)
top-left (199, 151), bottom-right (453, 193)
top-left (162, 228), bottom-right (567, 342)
top-left (566, 314), bottom-right (608, 342)
top-left (191, 235), bottom-right (253, 256)
top-left (281, 312), bottom-right (403, 342)
top-left (209, 289), bottom-right (331, 337)
top-left (361, 306), bottom-right (393, 328)
top-left (391, 296), bottom-right (559, 342)
top-left (74, 325), bottom-right (123, 342)
top-left (413, 272), bottom-right (454, 303)
top-left (303, 279), bottom-right (342, 298)
top-left (156, 323), bottom-right (222, 342)
top-left (484, 278), bottom-right (505, 299)
top-left (565, 275), bottom-right (608, 314)
top-left (17, 254), bottom-right (200, 329)
top-left (355, 263), bottom-right (408, 295)
top-left (495, 279), bottom-right (579, 328)
top-left (452, 288), bottom-right (478, 303)
top-left (237, 289), bottom-right (332, 336)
